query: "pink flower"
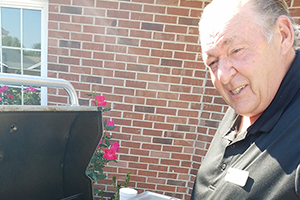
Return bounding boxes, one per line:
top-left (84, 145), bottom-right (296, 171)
top-left (111, 142), bottom-right (120, 153)
top-left (1, 85), bottom-right (8, 91)
top-left (0, 97), bottom-right (2, 101)
top-left (7, 93), bottom-right (14, 99)
top-left (92, 96), bottom-right (107, 107)
top-left (97, 140), bottom-right (102, 149)
top-left (106, 120), bottom-right (114, 127)
top-left (26, 86), bottom-right (37, 92)
top-left (103, 148), bottom-right (117, 160)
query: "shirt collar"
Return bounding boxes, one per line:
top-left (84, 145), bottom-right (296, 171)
top-left (249, 50), bottom-right (300, 134)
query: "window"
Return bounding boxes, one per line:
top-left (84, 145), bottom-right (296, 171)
top-left (0, 0), bottom-right (48, 105)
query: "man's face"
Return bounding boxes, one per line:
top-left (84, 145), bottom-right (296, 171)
top-left (201, 4), bottom-right (287, 119)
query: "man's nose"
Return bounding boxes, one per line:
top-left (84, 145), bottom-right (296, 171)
top-left (217, 58), bottom-right (236, 84)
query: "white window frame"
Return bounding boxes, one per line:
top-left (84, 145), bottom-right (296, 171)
top-left (0, 0), bottom-right (48, 105)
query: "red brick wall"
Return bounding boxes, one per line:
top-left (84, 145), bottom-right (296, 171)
top-left (47, 0), bottom-right (300, 199)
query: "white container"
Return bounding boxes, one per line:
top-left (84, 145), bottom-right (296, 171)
top-left (120, 187), bottom-right (138, 200)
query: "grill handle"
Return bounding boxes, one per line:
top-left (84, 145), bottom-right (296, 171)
top-left (0, 73), bottom-right (79, 106)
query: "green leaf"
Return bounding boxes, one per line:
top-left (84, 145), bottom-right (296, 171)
top-left (106, 126), bottom-right (116, 130)
top-left (103, 108), bottom-right (111, 112)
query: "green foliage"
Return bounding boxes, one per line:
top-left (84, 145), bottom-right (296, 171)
top-left (111, 172), bottom-right (132, 200)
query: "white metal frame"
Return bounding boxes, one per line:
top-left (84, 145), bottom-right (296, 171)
top-left (0, 0), bottom-right (48, 105)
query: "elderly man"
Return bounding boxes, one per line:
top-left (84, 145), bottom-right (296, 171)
top-left (191, 0), bottom-right (300, 199)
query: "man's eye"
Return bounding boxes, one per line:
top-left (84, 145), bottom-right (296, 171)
top-left (209, 60), bottom-right (218, 67)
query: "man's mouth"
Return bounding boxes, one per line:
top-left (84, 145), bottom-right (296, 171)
top-left (231, 86), bottom-right (245, 95)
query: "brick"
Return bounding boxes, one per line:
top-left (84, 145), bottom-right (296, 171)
top-left (59, 23), bottom-right (81, 32)
top-left (158, 172), bottom-right (177, 179)
top-left (151, 49), bottom-right (172, 58)
top-left (167, 7), bottom-right (189, 16)
top-left (133, 0), bottom-right (154, 3)
top-left (151, 151), bottom-right (170, 158)
top-left (48, 30), bottom-right (69, 39)
top-left (119, 20), bottom-right (140, 29)
top-left (60, 6), bottom-right (82, 14)
top-left (148, 177), bottom-right (167, 184)
top-left (133, 135), bottom-right (151, 143)
top-left (124, 96), bottom-right (145, 104)
top-left (137, 183), bottom-right (156, 190)
top-left (142, 143), bottom-right (162, 151)
top-left (82, 42), bottom-right (104, 51)
top-left (174, 51), bottom-right (196, 60)
top-left (114, 87), bottom-right (135, 96)
top-left (49, 13), bottom-right (70, 22)
top-left (144, 114), bottom-right (165, 122)
top-left (161, 59), bottom-right (182, 67)
top-left (72, 15), bottom-right (93, 24)
top-left (115, 70), bottom-right (136, 79)
top-left (153, 32), bottom-right (175, 41)
top-left (141, 22), bottom-right (164, 31)
top-left (107, 10), bottom-right (130, 19)
top-left (140, 157), bottom-right (159, 164)
top-left (105, 44), bottom-right (127, 53)
top-left (180, 0), bottom-right (202, 8)
top-left (149, 66), bottom-right (170, 74)
top-left (48, 47), bottom-right (69, 56)
top-left (103, 78), bottom-right (124, 86)
top-left (58, 73), bottom-right (79, 81)
top-left (95, 18), bottom-right (117, 26)
top-left (177, 34), bottom-right (199, 43)
top-left (136, 90), bottom-right (156, 98)
top-left (176, 125), bottom-right (196, 132)
top-left (163, 145), bottom-right (183, 153)
top-left (48, 64), bottom-right (68, 72)
top-left (156, 107), bottom-right (176, 115)
top-left (161, 159), bottom-right (180, 166)
top-left (148, 82), bottom-right (169, 91)
top-left (143, 129), bottom-right (162, 137)
top-left (120, 155), bottom-right (139, 162)
top-left (182, 77), bottom-right (203, 86)
top-left (96, 0), bottom-right (119, 9)
top-left (137, 73), bottom-right (158, 81)
top-left (93, 52), bottom-right (115, 60)
top-left (138, 56), bottom-right (160, 65)
top-left (155, 15), bottom-right (177, 23)
top-left (120, 2), bottom-right (143, 11)
top-left (49, 5), bottom-right (59, 12)
top-left (112, 103), bottom-right (133, 111)
top-left (131, 148), bottom-right (150, 156)
top-left (200, 119), bottom-right (219, 128)
top-left (83, 25), bottom-right (105, 34)
top-left (130, 30), bottom-right (152, 39)
top-left (94, 35), bottom-right (116, 44)
top-left (73, 0), bottom-right (94, 7)
top-left (164, 131), bottom-right (184, 139)
top-left (172, 68), bottom-right (193, 76)
top-left (163, 42), bottom-right (185, 51)
top-left (117, 38), bottom-right (139, 46)
top-left (70, 49), bottom-right (91, 58)
top-left (194, 70), bottom-right (206, 78)
top-left (157, 92), bottom-right (178, 100)
top-left (59, 57), bottom-right (79, 65)
top-left (83, 8), bottom-right (106, 16)
top-left (141, 40), bottom-right (162, 48)
top-left (157, 185), bottom-right (176, 192)
top-left (188, 27), bottom-right (200, 35)
top-left (178, 110), bottom-right (199, 117)
top-left (107, 28), bottom-right (129, 36)
top-left (179, 94), bottom-right (201, 102)
top-left (166, 116), bottom-right (187, 124)
top-left (157, 0), bottom-right (179, 6)
top-left (129, 163), bottom-right (148, 170)
top-left (82, 59), bottom-right (103, 67)
top-left (121, 141), bottom-right (141, 148)
top-left (71, 33), bottom-right (92, 42)
top-left (81, 75), bottom-right (101, 84)
top-left (159, 75), bottom-right (180, 84)
top-left (131, 12), bottom-right (153, 21)
top-left (116, 54), bottom-right (137, 63)
top-left (122, 126), bottom-right (142, 135)
top-left (70, 66), bottom-right (91, 74)
top-left (153, 137), bottom-right (172, 145)
top-left (126, 80), bottom-right (146, 89)
top-left (128, 47), bottom-right (150, 56)
top-left (104, 61), bottom-right (125, 70)
top-left (169, 166), bottom-right (189, 174)
top-left (127, 64), bottom-right (148, 72)
top-left (133, 120), bottom-right (153, 128)
top-left (165, 25), bottom-right (187, 34)
top-left (191, 9), bottom-right (202, 18)
top-left (214, 97), bottom-right (227, 105)
top-left (144, 5), bottom-right (166, 14)
top-left (154, 123), bottom-right (174, 130)
top-left (184, 61), bottom-right (206, 69)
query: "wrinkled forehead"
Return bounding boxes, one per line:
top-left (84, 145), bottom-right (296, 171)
top-left (199, 0), bottom-right (250, 56)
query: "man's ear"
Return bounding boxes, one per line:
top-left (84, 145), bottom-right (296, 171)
top-left (276, 15), bottom-right (294, 55)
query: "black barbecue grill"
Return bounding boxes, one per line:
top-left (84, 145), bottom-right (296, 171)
top-left (0, 74), bottom-right (103, 200)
